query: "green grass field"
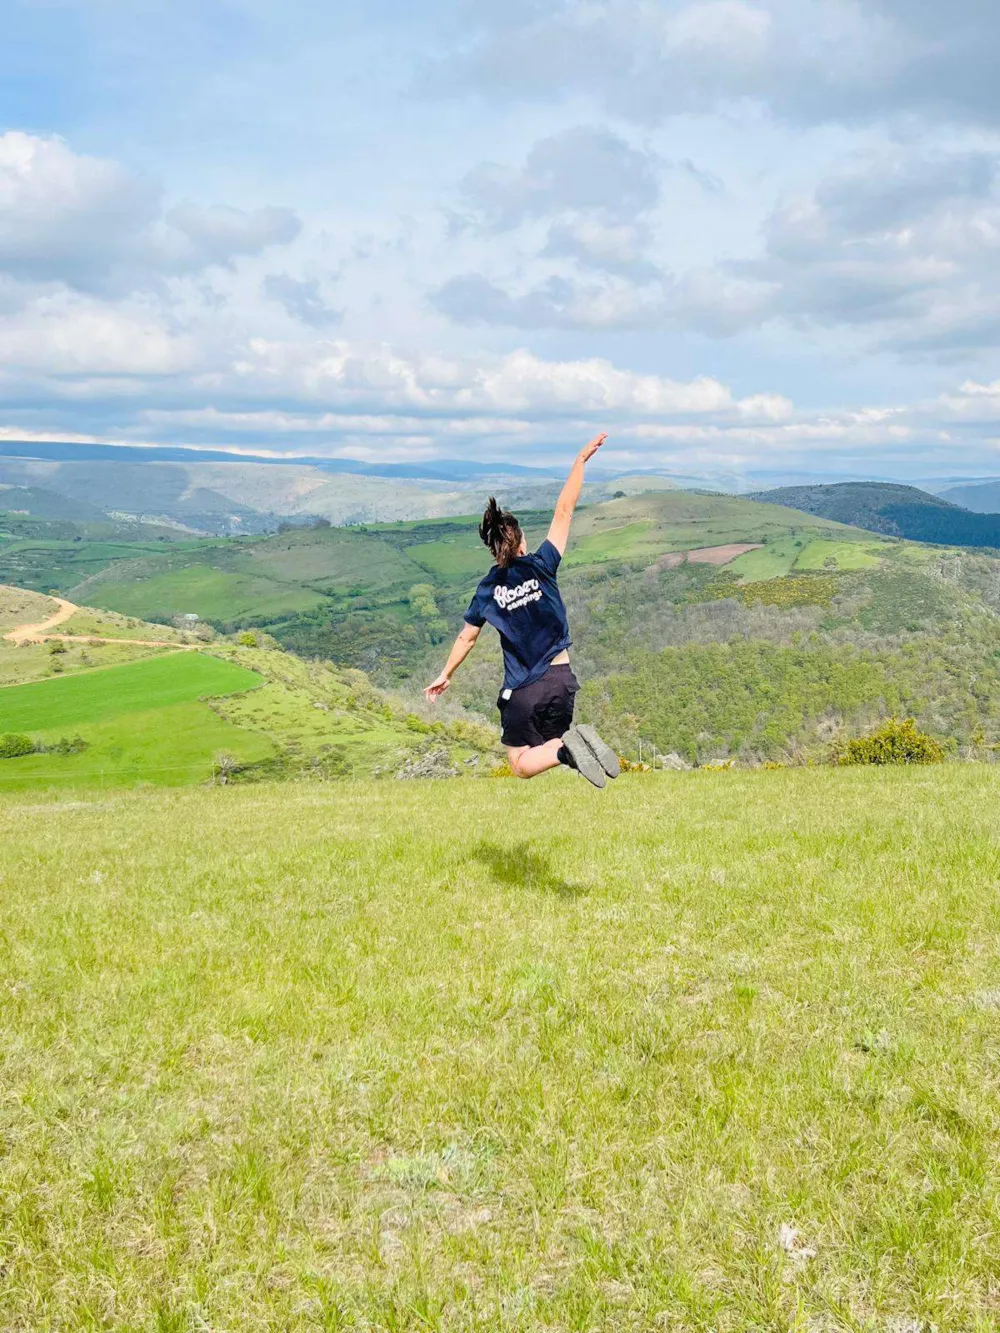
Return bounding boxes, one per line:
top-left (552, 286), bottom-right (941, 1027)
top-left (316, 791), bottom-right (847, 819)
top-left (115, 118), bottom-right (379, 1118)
top-left (0, 537), bottom-right (184, 594)
top-left (76, 563), bottom-right (327, 623)
top-left (565, 494), bottom-right (852, 570)
top-left (2, 768), bottom-right (1000, 1329)
top-left (246, 528), bottom-right (428, 594)
top-left (0, 701), bottom-right (275, 791)
top-left (729, 536), bottom-right (887, 582)
top-left (0, 653), bottom-right (269, 788)
top-left (794, 540), bottom-right (883, 573)
top-left (728, 536), bottom-right (804, 581)
top-left (0, 652), bottom-right (262, 732)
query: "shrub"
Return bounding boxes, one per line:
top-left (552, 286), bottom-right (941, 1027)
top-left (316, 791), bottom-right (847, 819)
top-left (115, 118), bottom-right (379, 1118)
top-left (213, 752), bottom-right (241, 784)
top-left (48, 640), bottom-right (67, 654)
top-left (490, 760), bottom-right (516, 778)
top-left (0, 733), bottom-right (35, 759)
top-left (49, 736), bottom-right (89, 756)
top-left (701, 574), bottom-right (838, 609)
top-left (833, 717), bottom-right (944, 766)
top-left (237, 631), bottom-right (258, 648)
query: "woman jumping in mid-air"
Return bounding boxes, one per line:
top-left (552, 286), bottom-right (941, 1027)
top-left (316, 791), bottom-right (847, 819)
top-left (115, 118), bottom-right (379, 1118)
top-left (424, 433), bottom-right (620, 789)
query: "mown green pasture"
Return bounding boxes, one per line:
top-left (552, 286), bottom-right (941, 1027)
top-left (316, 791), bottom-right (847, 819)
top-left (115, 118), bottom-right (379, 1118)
top-left (0, 537), bottom-right (183, 594)
top-left (0, 652), bottom-right (262, 732)
top-left (0, 654), bottom-right (268, 789)
top-left (245, 527), bottom-right (427, 594)
top-left (2, 768), bottom-right (1000, 1329)
top-left (794, 539), bottom-right (883, 572)
top-left (729, 536), bottom-right (806, 581)
top-left (75, 563), bottom-right (326, 623)
top-left (0, 701), bottom-right (274, 791)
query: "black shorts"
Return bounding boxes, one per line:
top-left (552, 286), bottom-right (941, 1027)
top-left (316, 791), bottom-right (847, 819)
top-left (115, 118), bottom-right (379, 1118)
top-left (498, 664), bottom-right (579, 748)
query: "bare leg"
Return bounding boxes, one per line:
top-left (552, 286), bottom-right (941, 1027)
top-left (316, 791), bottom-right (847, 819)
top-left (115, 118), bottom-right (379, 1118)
top-left (507, 738), bottom-right (564, 779)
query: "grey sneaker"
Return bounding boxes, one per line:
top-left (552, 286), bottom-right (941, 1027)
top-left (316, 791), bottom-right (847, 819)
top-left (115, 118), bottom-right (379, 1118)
top-left (575, 724), bottom-right (621, 779)
top-left (560, 728), bottom-right (606, 788)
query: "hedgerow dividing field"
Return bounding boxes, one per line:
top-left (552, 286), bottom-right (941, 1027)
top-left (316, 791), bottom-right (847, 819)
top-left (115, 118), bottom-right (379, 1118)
top-left (2, 767), bottom-right (1000, 1330)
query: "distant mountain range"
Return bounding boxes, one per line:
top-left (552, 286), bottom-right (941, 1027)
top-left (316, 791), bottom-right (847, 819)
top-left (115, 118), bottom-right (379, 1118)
top-left (754, 482), bottom-right (1000, 549)
top-left (8, 438), bottom-right (1000, 542)
top-left (0, 439), bottom-right (559, 480)
top-left (933, 478), bottom-right (1000, 514)
top-left (0, 443), bottom-right (689, 535)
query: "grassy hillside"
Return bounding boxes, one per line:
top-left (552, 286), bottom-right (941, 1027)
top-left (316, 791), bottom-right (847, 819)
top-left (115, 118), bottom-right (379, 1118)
top-left (0, 583), bottom-right (54, 633)
top-left (564, 490), bottom-right (847, 565)
top-left (13, 490), bottom-right (1000, 768)
top-left (755, 481), bottom-right (1000, 548)
top-left (0, 653), bottom-right (271, 791)
top-left (0, 484), bottom-right (109, 521)
top-left (3, 768), bottom-right (1000, 1328)
top-left (439, 532), bottom-right (1000, 764)
top-left (0, 585), bottom-right (196, 689)
top-left (52, 493), bottom-right (864, 676)
top-left (0, 583), bottom-right (497, 790)
top-left (0, 652), bottom-right (262, 731)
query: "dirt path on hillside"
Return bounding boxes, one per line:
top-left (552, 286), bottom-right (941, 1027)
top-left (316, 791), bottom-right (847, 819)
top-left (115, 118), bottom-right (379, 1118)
top-left (2, 593), bottom-right (196, 651)
top-left (3, 595), bottom-right (78, 643)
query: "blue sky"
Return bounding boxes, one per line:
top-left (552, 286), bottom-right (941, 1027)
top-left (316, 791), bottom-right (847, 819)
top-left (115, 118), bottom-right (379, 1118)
top-left (2, 0), bottom-right (1000, 481)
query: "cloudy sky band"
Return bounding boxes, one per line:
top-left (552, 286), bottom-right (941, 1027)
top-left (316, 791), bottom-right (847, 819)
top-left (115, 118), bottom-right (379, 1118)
top-left (2, 1), bottom-right (1000, 479)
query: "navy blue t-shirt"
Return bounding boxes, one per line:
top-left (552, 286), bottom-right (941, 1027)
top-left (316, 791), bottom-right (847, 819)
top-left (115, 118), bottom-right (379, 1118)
top-left (464, 540), bottom-right (571, 692)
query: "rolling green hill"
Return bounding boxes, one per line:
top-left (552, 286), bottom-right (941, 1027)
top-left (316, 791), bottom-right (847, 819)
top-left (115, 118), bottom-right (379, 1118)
top-left (10, 486), bottom-right (1000, 771)
top-left (754, 481), bottom-right (1000, 548)
top-left (0, 584), bottom-right (497, 790)
top-left (3, 493), bottom-right (860, 679)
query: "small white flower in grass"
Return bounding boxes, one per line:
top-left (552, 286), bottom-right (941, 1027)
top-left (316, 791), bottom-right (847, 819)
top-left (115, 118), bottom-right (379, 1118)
top-left (778, 1223), bottom-right (817, 1261)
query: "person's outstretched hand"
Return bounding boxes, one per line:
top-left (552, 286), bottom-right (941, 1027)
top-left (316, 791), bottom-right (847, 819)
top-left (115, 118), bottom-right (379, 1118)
top-left (424, 672), bottom-right (450, 702)
top-left (579, 432), bottom-right (608, 463)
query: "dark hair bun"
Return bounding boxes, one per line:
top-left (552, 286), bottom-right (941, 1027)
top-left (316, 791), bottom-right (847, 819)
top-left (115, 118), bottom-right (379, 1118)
top-left (479, 497), bottom-right (523, 569)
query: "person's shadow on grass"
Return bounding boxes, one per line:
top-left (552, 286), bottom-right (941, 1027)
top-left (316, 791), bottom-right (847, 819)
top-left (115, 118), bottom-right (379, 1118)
top-left (471, 841), bottom-right (588, 898)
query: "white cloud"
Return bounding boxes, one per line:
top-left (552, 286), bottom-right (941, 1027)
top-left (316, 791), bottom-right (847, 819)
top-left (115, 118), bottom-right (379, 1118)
top-left (166, 204), bottom-right (301, 268)
top-left (431, 0), bottom-right (994, 129)
top-left (458, 126), bottom-right (661, 230)
top-left (262, 272), bottom-right (342, 327)
top-left (741, 150), bottom-right (1000, 350)
top-left (664, 1), bottom-right (772, 57)
top-left (433, 144), bottom-right (1000, 353)
top-left (6, 311), bottom-right (993, 479)
top-left (0, 132), bottom-right (301, 296)
top-left (0, 294), bottom-right (195, 376)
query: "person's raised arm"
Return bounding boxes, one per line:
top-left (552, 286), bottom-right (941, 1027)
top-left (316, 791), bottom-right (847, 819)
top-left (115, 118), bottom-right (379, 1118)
top-left (424, 622), bottom-right (481, 701)
top-left (546, 432), bottom-right (607, 556)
